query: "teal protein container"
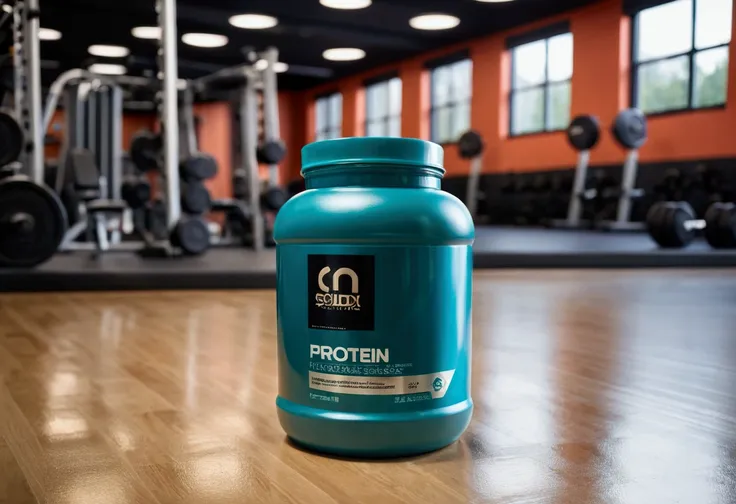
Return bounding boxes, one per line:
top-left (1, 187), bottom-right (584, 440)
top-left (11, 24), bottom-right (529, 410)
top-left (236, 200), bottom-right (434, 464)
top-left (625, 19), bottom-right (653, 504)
top-left (274, 137), bottom-right (474, 457)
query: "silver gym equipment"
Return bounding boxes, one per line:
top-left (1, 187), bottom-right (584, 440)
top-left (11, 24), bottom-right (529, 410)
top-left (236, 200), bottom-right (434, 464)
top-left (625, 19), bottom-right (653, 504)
top-left (597, 108), bottom-right (648, 232)
top-left (43, 72), bottom-right (131, 252)
top-left (558, 149), bottom-right (593, 229)
top-left (12, 0), bottom-right (43, 184)
top-left (553, 115), bottom-right (601, 229)
top-left (596, 149), bottom-right (646, 231)
top-left (186, 48), bottom-right (284, 251)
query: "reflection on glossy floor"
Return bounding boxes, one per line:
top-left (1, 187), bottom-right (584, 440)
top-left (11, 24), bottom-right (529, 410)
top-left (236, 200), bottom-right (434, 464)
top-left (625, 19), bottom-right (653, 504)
top-left (1, 270), bottom-right (736, 503)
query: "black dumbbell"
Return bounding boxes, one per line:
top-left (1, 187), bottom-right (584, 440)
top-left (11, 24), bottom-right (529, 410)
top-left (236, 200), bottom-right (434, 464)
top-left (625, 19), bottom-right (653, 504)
top-left (646, 201), bottom-right (736, 249)
top-left (181, 180), bottom-right (212, 215)
top-left (122, 178), bottom-right (151, 209)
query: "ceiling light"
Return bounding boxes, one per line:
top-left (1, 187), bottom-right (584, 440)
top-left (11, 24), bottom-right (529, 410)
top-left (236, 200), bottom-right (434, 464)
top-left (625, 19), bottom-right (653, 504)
top-left (131, 26), bottom-right (161, 40)
top-left (88, 63), bottom-right (126, 75)
top-left (2, 4), bottom-right (12, 13)
top-left (323, 48), bottom-right (365, 62)
top-left (181, 33), bottom-right (229, 48)
top-left (409, 13), bottom-right (460, 31)
top-left (88, 45), bottom-right (130, 58)
top-left (254, 59), bottom-right (289, 73)
top-left (228, 14), bottom-right (278, 29)
top-left (475, 0), bottom-right (515, 2)
top-left (319, 0), bottom-right (372, 9)
top-left (39, 28), bottom-right (62, 41)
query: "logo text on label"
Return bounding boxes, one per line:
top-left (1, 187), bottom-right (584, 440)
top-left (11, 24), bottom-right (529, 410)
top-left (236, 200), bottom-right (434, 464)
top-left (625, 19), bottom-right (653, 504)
top-left (315, 266), bottom-right (361, 311)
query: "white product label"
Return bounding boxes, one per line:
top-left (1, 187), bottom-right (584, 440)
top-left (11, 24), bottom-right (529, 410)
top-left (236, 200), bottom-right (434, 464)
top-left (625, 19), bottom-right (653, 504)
top-left (308, 370), bottom-right (455, 399)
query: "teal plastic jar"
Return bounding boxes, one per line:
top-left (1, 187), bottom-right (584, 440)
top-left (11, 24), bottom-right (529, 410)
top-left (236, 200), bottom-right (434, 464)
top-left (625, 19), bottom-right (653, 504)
top-left (274, 137), bottom-right (474, 457)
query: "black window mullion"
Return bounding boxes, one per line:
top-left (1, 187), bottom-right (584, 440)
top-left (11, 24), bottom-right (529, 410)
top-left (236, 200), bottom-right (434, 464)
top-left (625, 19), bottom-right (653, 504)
top-left (509, 50), bottom-right (516, 135)
top-left (631, 11), bottom-right (640, 108)
top-left (687, 0), bottom-right (697, 108)
top-left (543, 38), bottom-right (550, 130)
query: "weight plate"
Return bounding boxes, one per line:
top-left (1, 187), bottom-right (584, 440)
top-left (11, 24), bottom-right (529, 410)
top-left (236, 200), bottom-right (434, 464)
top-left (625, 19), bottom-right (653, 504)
top-left (705, 202), bottom-right (736, 249)
top-left (181, 182), bottom-right (212, 215)
top-left (566, 115), bottom-right (600, 151)
top-left (665, 202), bottom-right (696, 248)
top-left (0, 110), bottom-right (23, 166)
top-left (180, 153), bottom-right (218, 181)
top-left (130, 132), bottom-right (161, 173)
top-left (171, 218), bottom-right (210, 256)
top-left (716, 202), bottom-right (736, 248)
top-left (0, 176), bottom-right (67, 268)
top-left (612, 108), bottom-right (648, 150)
top-left (122, 180), bottom-right (151, 209)
top-left (646, 202), bottom-right (670, 247)
top-left (260, 187), bottom-right (288, 212)
top-left (256, 140), bottom-right (287, 165)
top-left (457, 130), bottom-right (485, 159)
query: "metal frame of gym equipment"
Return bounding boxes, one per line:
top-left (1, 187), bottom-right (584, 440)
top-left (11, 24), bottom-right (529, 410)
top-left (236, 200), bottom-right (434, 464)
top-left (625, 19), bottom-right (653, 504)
top-left (12, 0), bottom-right (43, 185)
top-left (48, 76), bottom-right (128, 252)
top-left (555, 148), bottom-right (594, 229)
top-left (554, 111), bottom-right (647, 232)
top-left (596, 148), bottom-right (645, 232)
top-left (186, 47), bottom-right (283, 251)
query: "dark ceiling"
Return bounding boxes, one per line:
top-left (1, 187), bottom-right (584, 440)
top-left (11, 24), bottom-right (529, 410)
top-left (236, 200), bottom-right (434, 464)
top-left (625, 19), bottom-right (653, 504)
top-left (40, 0), bottom-right (628, 91)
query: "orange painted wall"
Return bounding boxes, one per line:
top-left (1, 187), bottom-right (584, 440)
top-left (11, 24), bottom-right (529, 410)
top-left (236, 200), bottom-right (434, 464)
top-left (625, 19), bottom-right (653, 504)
top-left (297, 0), bottom-right (736, 180)
top-left (193, 102), bottom-right (231, 199)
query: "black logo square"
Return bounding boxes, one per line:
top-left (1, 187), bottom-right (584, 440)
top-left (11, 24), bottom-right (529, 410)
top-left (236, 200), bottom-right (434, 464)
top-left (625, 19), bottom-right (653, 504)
top-left (308, 254), bottom-right (375, 331)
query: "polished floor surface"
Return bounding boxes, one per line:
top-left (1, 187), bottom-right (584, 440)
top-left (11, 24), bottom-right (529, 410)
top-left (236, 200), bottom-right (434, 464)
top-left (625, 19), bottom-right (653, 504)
top-left (1, 270), bottom-right (735, 503)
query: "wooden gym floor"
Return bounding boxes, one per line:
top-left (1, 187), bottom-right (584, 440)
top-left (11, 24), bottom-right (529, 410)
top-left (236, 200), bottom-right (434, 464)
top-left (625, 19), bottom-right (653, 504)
top-left (0, 270), bottom-right (735, 504)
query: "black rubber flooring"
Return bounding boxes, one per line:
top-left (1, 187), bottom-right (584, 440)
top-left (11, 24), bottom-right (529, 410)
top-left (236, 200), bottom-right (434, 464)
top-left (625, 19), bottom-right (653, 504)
top-left (1, 227), bottom-right (734, 292)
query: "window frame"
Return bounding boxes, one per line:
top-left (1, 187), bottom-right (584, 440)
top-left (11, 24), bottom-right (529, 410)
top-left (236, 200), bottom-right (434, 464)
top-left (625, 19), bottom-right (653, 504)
top-left (630, 0), bottom-right (731, 117)
top-left (508, 32), bottom-right (573, 138)
top-left (428, 58), bottom-right (473, 145)
top-left (364, 75), bottom-right (402, 138)
top-left (314, 92), bottom-right (342, 142)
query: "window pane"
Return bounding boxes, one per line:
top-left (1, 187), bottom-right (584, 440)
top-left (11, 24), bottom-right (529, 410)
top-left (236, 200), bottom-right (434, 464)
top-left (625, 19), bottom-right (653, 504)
top-left (388, 77), bottom-right (402, 116)
top-left (696, 0), bottom-right (732, 49)
top-left (373, 82), bottom-right (389, 120)
top-left (452, 101), bottom-right (471, 141)
top-left (693, 46), bottom-right (729, 107)
top-left (513, 39), bottom-right (547, 88)
top-left (329, 94), bottom-right (342, 132)
top-left (511, 88), bottom-right (545, 135)
top-left (432, 107), bottom-right (452, 144)
top-left (548, 33), bottom-right (573, 82)
top-left (636, 0), bottom-right (693, 61)
top-left (365, 85), bottom-right (378, 120)
top-left (432, 66), bottom-right (452, 106)
top-left (316, 98), bottom-right (328, 134)
top-left (366, 120), bottom-right (386, 137)
top-left (452, 59), bottom-right (473, 101)
top-left (388, 116), bottom-right (401, 137)
top-left (636, 56), bottom-right (689, 113)
top-left (546, 81), bottom-right (571, 131)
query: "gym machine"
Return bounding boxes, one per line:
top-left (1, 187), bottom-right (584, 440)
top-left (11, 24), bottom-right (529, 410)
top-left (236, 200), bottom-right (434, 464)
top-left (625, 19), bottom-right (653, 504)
top-left (598, 108), bottom-right (648, 231)
top-left (187, 48), bottom-right (287, 251)
top-left (457, 130), bottom-right (485, 222)
top-left (553, 115), bottom-right (601, 229)
top-left (647, 201), bottom-right (736, 249)
top-left (43, 71), bottom-right (132, 253)
top-left (0, 0), bottom-right (68, 268)
top-left (554, 109), bottom-right (648, 231)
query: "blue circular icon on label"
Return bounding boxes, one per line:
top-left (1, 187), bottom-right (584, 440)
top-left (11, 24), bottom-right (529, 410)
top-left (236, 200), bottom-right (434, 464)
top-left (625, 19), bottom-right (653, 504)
top-left (432, 377), bottom-right (444, 392)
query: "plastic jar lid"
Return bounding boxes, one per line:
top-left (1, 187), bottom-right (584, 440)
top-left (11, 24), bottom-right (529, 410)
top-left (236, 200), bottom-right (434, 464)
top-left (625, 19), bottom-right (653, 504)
top-left (301, 137), bottom-right (445, 174)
